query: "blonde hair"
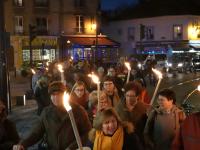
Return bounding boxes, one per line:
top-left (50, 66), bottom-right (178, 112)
top-left (93, 108), bottom-right (121, 130)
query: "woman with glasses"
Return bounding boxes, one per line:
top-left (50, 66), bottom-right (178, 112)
top-left (115, 82), bottom-right (149, 146)
top-left (70, 81), bottom-right (89, 109)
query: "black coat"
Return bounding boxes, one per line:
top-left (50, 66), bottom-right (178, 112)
top-left (0, 119), bottom-right (19, 150)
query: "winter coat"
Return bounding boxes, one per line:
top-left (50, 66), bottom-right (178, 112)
top-left (171, 112), bottom-right (200, 150)
top-left (144, 105), bottom-right (185, 150)
top-left (0, 119), bottom-right (19, 150)
top-left (70, 91), bottom-right (89, 110)
top-left (20, 103), bottom-right (91, 150)
top-left (115, 100), bottom-right (148, 143)
top-left (34, 83), bottom-right (51, 115)
top-left (89, 124), bottom-right (144, 150)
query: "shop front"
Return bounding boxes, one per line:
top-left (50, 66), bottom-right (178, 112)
top-left (59, 35), bottom-right (120, 63)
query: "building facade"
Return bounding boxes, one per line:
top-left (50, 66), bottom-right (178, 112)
top-left (102, 15), bottom-right (200, 57)
top-left (4, 0), bottom-right (119, 69)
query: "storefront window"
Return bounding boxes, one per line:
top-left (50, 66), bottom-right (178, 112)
top-left (22, 49), bottom-right (55, 62)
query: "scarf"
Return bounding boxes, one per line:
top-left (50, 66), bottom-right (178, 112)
top-left (93, 126), bottom-right (124, 150)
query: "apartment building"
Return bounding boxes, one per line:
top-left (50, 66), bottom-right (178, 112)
top-left (102, 15), bottom-right (200, 56)
top-left (4, 0), bottom-right (119, 69)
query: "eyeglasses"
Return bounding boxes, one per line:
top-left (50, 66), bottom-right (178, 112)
top-left (104, 82), bottom-right (113, 86)
top-left (125, 94), bottom-right (137, 98)
top-left (75, 88), bottom-right (84, 92)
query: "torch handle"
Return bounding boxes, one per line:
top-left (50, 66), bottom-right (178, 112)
top-left (68, 110), bottom-right (83, 150)
top-left (97, 83), bottom-right (100, 111)
top-left (150, 78), bottom-right (162, 105)
top-left (126, 71), bottom-right (131, 84)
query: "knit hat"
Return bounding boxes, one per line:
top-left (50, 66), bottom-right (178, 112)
top-left (48, 81), bottom-right (67, 95)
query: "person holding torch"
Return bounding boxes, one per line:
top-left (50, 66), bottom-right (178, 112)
top-left (13, 81), bottom-right (91, 150)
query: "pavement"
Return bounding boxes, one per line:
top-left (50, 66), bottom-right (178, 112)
top-left (8, 72), bottom-right (39, 150)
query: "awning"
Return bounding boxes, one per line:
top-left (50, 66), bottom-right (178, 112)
top-left (63, 35), bottom-right (120, 48)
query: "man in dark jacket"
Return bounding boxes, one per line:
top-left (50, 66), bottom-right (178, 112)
top-left (13, 81), bottom-right (91, 150)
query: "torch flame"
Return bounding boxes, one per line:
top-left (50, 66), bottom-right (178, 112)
top-left (31, 69), bottom-right (36, 74)
top-left (88, 72), bottom-right (99, 84)
top-left (152, 68), bottom-right (163, 79)
top-left (197, 85), bottom-right (200, 92)
top-left (125, 62), bottom-right (131, 71)
top-left (57, 64), bottom-right (64, 73)
top-left (63, 91), bottom-right (71, 111)
top-left (46, 61), bottom-right (49, 66)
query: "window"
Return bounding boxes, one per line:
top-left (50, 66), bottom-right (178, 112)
top-left (145, 26), bottom-right (154, 40)
top-left (74, 0), bottom-right (85, 8)
top-left (35, 0), bottom-right (48, 7)
top-left (14, 16), bottom-right (23, 34)
top-left (117, 28), bottom-right (123, 36)
top-left (14, 0), bottom-right (23, 7)
top-left (127, 27), bottom-right (135, 41)
top-left (36, 17), bottom-right (48, 35)
top-left (76, 15), bottom-right (84, 33)
top-left (173, 25), bottom-right (183, 40)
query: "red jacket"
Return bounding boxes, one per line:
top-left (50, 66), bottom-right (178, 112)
top-left (172, 112), bottom-right (200, 150)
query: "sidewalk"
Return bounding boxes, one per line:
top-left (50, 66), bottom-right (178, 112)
top-left (8, 72), bottom-right (39, 150)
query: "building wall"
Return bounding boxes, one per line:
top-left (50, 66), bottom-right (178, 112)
top-left (102, 15), bottom-right (200, 56)
top-left (4, 0), bottom-right (98, 69)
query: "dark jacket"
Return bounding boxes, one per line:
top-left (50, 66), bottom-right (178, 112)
top-left (115, 100), bottom-right (148, 142)
top-left (34, 83), bottom-right (51, 115)
top-left (20, 103), bottom-right (91, 150)
top-left (123, 128), bottom-right (144, 150)
top-left (0, 119), bottom-right (19, 150)
top-left (172, 112), bottom-right (200, 150)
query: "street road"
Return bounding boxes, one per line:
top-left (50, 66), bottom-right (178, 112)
top-left (148, 72), bottom-right (200, 111)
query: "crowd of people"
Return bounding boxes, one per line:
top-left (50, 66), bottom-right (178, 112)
top-left (0, 57), bottom-right (199, 150)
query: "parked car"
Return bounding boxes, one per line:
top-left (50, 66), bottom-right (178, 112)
top-left (192, 58), bottom-right (200, 72)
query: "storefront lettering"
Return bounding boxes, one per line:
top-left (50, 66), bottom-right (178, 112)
top-left (22, 38), bottom-right (57, 46)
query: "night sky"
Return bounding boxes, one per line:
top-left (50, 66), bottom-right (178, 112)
top-left (101, 0), bottom-right (138, 10)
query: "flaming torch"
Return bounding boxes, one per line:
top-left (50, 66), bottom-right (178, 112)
top-left (182, 84), bottom-right (200, 104)
top-left (63, 92), bottom-right (83, 150)
top-left (31, 68), bottom-right (36, 75)
top-left (57, 64), bottom-right (66, 85)
top-left (125, 62), bottom-right (131, 83)
top-left (88, 73), bottom-right (100, 110)
top-left (150, 68), bottom-right (163, 105)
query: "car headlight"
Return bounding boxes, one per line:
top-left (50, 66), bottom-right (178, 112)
top-left (178, 63), bottom-right (183, 67)
top-left (167, 63), bottom-right (172, 67)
